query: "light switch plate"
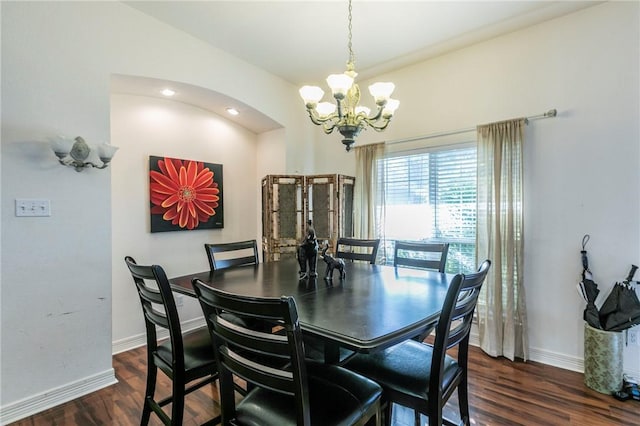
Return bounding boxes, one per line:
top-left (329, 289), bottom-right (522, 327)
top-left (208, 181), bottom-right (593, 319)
top-left (15, 199), bottom-right (51, 217)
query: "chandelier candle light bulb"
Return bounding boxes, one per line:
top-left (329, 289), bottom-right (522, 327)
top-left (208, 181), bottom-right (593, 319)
top-left (299, 0), bottom-right (399, 151)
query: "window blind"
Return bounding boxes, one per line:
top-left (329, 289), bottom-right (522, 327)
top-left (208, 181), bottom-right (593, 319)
top-left (377, 145), bottom-right (477, 273)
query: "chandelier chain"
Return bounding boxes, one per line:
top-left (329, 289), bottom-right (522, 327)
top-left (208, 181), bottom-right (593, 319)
top-left (347, 0), bottom-right (354, 65)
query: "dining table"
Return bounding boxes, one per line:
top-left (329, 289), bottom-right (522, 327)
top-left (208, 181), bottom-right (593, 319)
top-left (170, 257), bottom-right (454, 363)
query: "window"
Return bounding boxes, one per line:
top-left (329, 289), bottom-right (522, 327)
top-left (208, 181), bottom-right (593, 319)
top-left (376, 144), bottom-right (477, 273)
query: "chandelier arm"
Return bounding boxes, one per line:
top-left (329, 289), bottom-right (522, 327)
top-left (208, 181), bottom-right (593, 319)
top-left (306, 109), bottom-right (339, 126)
top-left (363, 117), bottom-right (392, 132)
top-left (85, 162), bottom-right (108, 169)
top-left (59, 158), bottom-right (109, 172)
top-left (322, 124), bottom-right (337, 134)
top-left (305, 109), bottom-right (339, 134)
top-left (364, 105), bottom-right (384, 122)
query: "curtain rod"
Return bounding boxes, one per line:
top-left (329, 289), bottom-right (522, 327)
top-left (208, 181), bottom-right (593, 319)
top-left (386, 109), bottom-right (557, 145)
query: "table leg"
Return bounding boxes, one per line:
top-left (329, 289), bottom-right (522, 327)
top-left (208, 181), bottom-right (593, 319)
top-left (324, 343), bottom-right (340, 364)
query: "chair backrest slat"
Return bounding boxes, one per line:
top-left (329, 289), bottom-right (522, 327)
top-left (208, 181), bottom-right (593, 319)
top-left (336, 238), bottom-right (380, 264)
top-left (393, 241), bottom-right (449, 272)
top-left (214, 316), bottom-right (289, 357)
top-left (219, 345), bottom-right (295, 395)
top-left (204, 240), bottom-right (259, 271)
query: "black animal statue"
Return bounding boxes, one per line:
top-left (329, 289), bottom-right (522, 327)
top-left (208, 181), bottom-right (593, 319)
top-left (297, 220), bottom-right (318, 279)
top-left (320, 241), bottom-right (345, 281)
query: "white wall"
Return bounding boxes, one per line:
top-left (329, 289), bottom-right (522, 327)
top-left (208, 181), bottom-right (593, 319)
top-left (110, 94), bottom-right (265, 348)
top-left (313, 2), bottom-right (640, 375)
top-left (0, 1), bottom-right (299, 422)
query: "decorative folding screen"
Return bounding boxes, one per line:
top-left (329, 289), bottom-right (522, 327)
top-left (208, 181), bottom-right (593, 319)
top-left (262, 174), bottom-right (355, 262)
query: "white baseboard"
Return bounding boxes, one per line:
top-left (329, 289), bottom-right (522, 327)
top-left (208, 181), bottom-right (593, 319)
top-left (112, 317), bottom-right (207, 355)
top-left (0, 369), bottom-right (117, 426)
top-left (469, 331), bottom-right (640, 378)
top-left (1, 318), bottom-right (206, 425)
top-left (469, 331), bottom-right (583, 371)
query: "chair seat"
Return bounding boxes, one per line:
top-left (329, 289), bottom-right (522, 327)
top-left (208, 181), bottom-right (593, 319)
top-left (234, 361), bottom-right (382, 426)
top-left (155, 326), bottom-right (216, 377)
top-left (344, 340), bottom-right (461, 401)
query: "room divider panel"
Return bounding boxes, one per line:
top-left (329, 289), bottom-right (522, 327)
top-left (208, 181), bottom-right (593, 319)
top-left (262, 174), bottom-right (355, 262)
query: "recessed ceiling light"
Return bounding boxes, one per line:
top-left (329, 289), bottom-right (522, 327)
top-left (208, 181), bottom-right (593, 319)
top-left (161, 88), bottom-right (175, 97)
top-left (226, 107), bottom-right (239, 116)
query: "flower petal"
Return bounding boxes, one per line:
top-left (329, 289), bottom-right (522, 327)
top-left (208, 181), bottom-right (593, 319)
top-left (166, 158), bottom-right (182, 181)
top-left (187, 200), bottom-right (196, 218)
top-left (193, 199), bottom-right (215, 216)
top-left (198, 187), bottom-right (220, 194)
top-left (150, 182), bottom-right (176, 196)
top-left (163, 207), bottom-right (178, 221)
top-left (197, 210), bottom-right (210, 222)
top-left (193, 169), bottom-right (213, 188)
top-left (150, 171), bottom-right (179, 191)
top-left (185, 161), bottom-right (198, 186)
top-left (151, 205), bottom-right (167, 215)
top-left (178, 206), bottom-right (190, 228)
top-left (161, 194), bottom-right (180, 208)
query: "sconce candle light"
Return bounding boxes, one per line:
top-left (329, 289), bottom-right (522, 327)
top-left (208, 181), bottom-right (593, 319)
top-left (50, 136), bottom-right (118, 172)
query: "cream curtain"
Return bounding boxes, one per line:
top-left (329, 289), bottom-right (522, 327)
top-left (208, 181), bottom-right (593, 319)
top-left (476, 118), bottom-right (529, 361)
top-left (353, 143), bottom-right (385, 240)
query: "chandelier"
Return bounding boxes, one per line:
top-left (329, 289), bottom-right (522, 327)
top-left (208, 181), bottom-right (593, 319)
top-left (299, 0), bottom-right (399, 152)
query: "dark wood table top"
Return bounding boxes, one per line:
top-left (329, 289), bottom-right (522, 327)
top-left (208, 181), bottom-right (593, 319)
top-left (170, 257), bottom-right (453, 355)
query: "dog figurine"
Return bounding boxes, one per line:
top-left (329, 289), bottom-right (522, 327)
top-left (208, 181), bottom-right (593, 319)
top-left (320, 242), bottom-right (345, 281)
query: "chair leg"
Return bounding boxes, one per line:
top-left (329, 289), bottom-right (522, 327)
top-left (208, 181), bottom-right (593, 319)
top-left (141, 397), bottom-right (152, 426)
top-left (383, 402), bottom-right (393, 426)
top-left (171, 378), bottom-right (185, 426)
top-left (457, 377), bottom-right (470, 426)
top-left (141, 366), bottom-right (157, 426)
top-left (427, 405), bottom-right (443, 426)
top-left (363, 404), bottom-right (382, 426)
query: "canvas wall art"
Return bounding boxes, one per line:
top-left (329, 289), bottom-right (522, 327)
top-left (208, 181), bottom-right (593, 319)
top-left (149, 155), bottom-right (224, 232)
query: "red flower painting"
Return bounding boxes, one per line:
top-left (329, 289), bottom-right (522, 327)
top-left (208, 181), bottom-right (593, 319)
top-left (149, 156), bottom-right (223, 232)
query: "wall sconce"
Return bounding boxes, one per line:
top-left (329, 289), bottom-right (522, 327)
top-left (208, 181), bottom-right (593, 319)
top-left (50, 136), bottom-right (118, 172)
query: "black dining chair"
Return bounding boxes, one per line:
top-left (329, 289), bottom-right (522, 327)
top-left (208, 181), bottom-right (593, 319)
top-left (204, 240), bottom-right (273, 336)
top-left (193, 278), bottom-right (383, 426)
top-left (344, 260), bottom-right (491, 426)
top-left (124, 256), bottom-right (220, 426)
top-left (394, 241), bottom-right (450, 273)
top-left (393, 241), bottom-right (450, 343)
top-left (204, 240), bottom-right (259, 271)
top-left (336, 237), bottom-right (381, 264)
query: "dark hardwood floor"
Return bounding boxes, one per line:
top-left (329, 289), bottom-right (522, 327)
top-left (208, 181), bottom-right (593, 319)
top-left (9, 345), bottom-right (638, 426)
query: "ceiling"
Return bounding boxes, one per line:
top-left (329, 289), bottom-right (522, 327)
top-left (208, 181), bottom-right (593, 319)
top-left (117, 1), bottom-right (599, 133)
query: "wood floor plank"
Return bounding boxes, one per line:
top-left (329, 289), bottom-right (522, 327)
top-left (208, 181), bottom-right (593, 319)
top-left (8, 345), bottom-right (638, 425)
